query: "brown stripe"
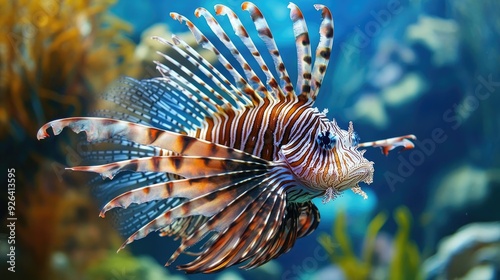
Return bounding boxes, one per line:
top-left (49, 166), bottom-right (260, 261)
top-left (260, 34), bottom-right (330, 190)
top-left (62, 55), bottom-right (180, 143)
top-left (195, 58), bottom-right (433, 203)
top-left (148, 128), bottom-right (162, 142)
top-left (234, 107), bottom-right (249, 150)
top-left (240, 26), bottom-right (249, 37)
top-left (281, 100), bottom-right (310, 146)
top-left (223, 107), bottom-right (235, 146)
top-left (204, 116), bottom-right (214, 142)
top-left (332, 147), bottom-right (343, 179)
top-left (244, 98), bottom-right (270, 154)
top-left (263, 98), bottom-right (287, 159)
top-left (180, 136), bottom-right (197, 154)
top-left (153, 156), bottom-right (161, 170)
top-left (172, 157), bottom-right (182, 170)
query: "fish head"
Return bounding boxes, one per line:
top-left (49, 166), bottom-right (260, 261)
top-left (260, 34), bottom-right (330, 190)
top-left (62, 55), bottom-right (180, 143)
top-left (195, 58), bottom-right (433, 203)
top-left (280, 119), bottom-right (374, 199)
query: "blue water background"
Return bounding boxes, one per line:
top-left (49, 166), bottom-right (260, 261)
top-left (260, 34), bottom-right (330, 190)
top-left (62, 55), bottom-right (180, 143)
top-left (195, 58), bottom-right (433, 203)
top-left (106, 0), bottom-right (500, 279)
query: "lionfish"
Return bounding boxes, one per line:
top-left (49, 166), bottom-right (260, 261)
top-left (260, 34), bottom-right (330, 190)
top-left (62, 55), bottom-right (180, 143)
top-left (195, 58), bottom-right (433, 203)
top-left (37, 2), bottom-right (415, 273)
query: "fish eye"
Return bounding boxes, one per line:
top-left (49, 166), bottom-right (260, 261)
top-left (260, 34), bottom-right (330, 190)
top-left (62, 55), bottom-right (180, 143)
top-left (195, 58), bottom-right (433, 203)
top-left (317, 131), bottom-right (337, 150)
top-left (351, 131), bottom-right (360, 146)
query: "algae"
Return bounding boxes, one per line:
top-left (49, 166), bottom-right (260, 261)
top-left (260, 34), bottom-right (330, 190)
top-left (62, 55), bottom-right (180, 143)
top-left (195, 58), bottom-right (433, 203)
top-left (318, 206), bottom-right (422, 279)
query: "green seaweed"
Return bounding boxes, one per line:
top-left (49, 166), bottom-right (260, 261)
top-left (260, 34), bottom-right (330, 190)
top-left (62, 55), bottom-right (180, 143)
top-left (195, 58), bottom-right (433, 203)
top-left (389, 207), bottom-right (421, 280)
top-left (85, 251), bottom-right (187, 280)
top-left (318, 206), bottom-right (422, 279)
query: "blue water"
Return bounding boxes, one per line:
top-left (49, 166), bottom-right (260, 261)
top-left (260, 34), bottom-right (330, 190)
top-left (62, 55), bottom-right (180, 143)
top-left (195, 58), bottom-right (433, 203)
top-left (107, 1), bottom-right (500, 279)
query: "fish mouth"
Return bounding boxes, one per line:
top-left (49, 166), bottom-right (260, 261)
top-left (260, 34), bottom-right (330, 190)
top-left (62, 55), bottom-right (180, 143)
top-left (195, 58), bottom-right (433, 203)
top-left (335, 161), bottom-right (374, 192)
top-left (350, 161), bottom-right (375, 185)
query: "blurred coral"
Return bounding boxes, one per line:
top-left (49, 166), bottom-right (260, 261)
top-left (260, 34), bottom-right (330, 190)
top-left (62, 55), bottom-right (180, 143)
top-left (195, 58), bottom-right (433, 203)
top-left (423, 222), bottom-right (500, 280)
top-left (0, 0), bottom-right (138, 143)
top-left (406, 16), bottom-right (459, 66)
top-left (132, 22), bottom-right (216, 79)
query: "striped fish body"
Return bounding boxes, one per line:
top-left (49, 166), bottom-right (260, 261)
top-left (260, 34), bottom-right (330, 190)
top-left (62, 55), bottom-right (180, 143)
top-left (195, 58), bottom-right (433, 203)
top-left (37, 2), bottom-right (416, 273)
top-left (193, 97), bottom-right (310, 161)
top-left (192, 97), bottom-right (373, 200)
top-left (193, 97), bottom-right (328, 204)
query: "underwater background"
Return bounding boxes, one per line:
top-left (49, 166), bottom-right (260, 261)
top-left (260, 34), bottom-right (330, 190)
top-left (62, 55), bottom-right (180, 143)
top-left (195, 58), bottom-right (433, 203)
top-left (1, 0), bottom-right (499, 279)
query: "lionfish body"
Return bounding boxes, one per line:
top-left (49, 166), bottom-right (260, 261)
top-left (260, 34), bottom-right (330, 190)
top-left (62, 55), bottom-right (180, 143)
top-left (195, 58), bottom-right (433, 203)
top-left (37, 2), bottom-right (416, 273)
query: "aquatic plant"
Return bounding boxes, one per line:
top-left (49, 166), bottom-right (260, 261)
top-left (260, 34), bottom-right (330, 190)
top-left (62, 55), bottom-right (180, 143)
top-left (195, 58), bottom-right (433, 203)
top-left (389, 207), bottom-right (421, 280)
top-left (318, 206), bottom-right (422, 279)
top-left (1, 1), bottom-right (139, 279)
top-left (85, 253), bottom-right (187, 280)
top-left (16, 164), bottom-right (125, 279)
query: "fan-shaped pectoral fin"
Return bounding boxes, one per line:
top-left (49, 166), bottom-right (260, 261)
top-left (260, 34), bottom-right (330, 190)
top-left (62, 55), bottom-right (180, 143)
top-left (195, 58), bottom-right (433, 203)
top-left (99, 169), bottom-right (265, 218)
top-left (66, 156), bottom-right (267, 179)
top-left (175, 166), bottom-right (294, 273)
top-left (37, 117), bottom-right (263, 162)
top-left (116, 169), bottom-right (272, 252)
